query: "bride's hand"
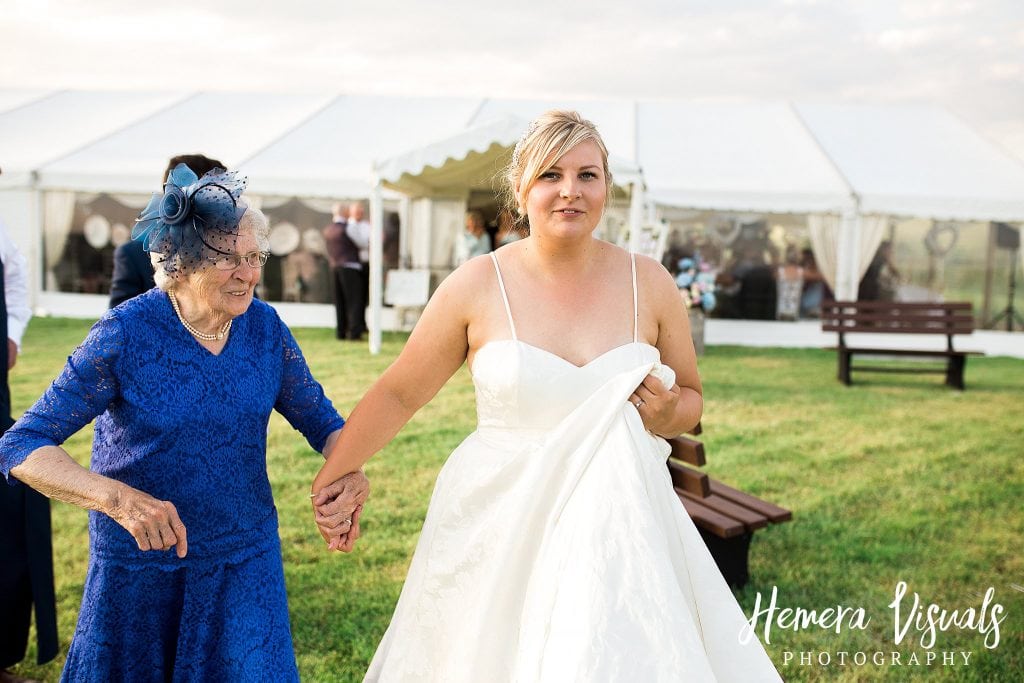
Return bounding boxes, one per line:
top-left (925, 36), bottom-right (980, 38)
top-left (628, 374), bottom-right (682, 437)
top-left (312, 471), bottom-right (369, 552)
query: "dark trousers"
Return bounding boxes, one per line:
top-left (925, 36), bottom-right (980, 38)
top-left (0, 482), bottom-right (58, 667)
top-left (329, 266), bottom-right (349, 339)
top-left (340, 265), bottom-right (368, 340)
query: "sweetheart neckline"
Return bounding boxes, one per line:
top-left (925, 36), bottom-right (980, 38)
top-left (471, 339), bottom-right (658, 373)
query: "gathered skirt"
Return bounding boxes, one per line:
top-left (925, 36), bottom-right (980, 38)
top-left (62, 539), bottom-right (298, 683)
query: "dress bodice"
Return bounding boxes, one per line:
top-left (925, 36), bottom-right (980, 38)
top-left (471, 250), bottom-right (662, 433)
top-left (471, 340), bottom-right (661, 431)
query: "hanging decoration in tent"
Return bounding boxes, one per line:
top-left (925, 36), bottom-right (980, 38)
top-left (924, 221), bottom-right (959, 291)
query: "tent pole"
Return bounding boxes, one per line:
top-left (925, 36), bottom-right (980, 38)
top-left (628, 181), bottom-right (642, 254)
top-left (369, 177), bottom-right (384, 355)
top-left (398, 195), bottom-right (411, 268)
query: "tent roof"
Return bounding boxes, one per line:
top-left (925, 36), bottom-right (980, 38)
top-left (242, 95), bottom-right (480, 199)
top-left (376, 115), bottom-right (643, 197)
top-left (4, 89), bottom-right (1023, 222)
top-left (795, 103), bottom-right (1024, 221)
top-left (36, 92), bottom-right (334, 193)
top-left (636, 101), bottom-right (853, 214)
top-left (0, 90), bottom-right (185, 189)
top-left (0, 89), bottom-right (54, 114)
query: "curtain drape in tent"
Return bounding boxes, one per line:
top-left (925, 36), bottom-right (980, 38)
top-left (855, 214), bottom-right (889, 285)
top-left (807, 214), bottom-right (840, 291)
top-left (43, 191), bottom-right (76, 290)
top-left (807, 213), bottom-right (889, 296)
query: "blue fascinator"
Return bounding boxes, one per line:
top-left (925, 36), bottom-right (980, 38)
top-left (133, 163), bottom-right (247, 274)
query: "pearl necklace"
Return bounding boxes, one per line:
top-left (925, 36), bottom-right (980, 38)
top-left (168, 290), bottom-right (232, 341)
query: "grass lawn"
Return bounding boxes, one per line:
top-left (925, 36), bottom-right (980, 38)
top-left (8, 317), bottom-right (1024, 682)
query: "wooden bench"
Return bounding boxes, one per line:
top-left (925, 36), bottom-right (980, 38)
top-left (822, 301), bottom-right (983, 390)
top-left (667, 424), bottom-right (791, 589)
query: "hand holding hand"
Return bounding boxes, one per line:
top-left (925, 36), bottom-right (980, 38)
top-left (628, 373), bottom-right (682, 437)
top-left (107, 485), bottom-right (188, 558)
top-left (311, 470), bottom-right (369, 553)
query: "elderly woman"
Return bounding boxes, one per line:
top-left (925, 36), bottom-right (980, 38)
top-left (0, 164), bottom-right (366, 682)
top-left (314, 111), bottom-right (780, 681)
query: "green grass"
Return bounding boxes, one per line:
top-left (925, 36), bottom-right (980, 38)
top-left (8, 319), bottom-right (1024, 682)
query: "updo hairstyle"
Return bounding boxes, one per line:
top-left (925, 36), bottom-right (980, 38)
top-left (502, 110), bottom-right (613, 220)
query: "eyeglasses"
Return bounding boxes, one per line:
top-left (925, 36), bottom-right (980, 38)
top-left (208, 251), bottom-right (270, 271)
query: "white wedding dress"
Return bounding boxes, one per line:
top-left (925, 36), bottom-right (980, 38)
top-left (365, 253), bottom-right (780, 682)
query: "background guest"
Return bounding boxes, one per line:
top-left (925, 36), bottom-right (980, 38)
top-left (109, 154), bottom-right (225, 308)
top-left (799, 247), bottom-right (829, 318)
top-left (322, 203), bottom-right (351, 339)
top-left (344, 202), bottom-right (371, 340)
top-left (493, 208), bottom-right (523, 247)
top-left (858, 239), bottom-right (901, 301)
top-left (454, 209), bottom-right (492, 264)
top-left (0, 199), bottom-right (57, 683)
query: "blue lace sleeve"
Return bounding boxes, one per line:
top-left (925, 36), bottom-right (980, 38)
top-left (273, 318), bottom-right (344, 453)
top-left (0, 315), bottom-right (124, 480)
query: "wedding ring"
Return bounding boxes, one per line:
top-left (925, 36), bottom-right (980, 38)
top-left (633, 399), bottom-right (643, 408)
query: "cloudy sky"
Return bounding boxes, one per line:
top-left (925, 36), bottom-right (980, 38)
top-left (3, 0), bottom-right (1023, 160)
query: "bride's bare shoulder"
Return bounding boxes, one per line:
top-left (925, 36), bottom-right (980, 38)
top-left (429, 254), bottom-right (500, 311)
top-left (632, 253), bottom-right (677, 292)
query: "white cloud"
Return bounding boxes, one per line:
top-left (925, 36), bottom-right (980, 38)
top-left (900, 1), bottom-right (978, 20)
top-left (872, 25), bottom-right (952, 51)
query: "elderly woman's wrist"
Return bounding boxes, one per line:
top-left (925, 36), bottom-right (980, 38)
top-left (95, 479), bottom-right (127, 516)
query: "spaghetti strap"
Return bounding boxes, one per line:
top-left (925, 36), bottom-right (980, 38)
top-left (630, 252), bottom-right (639, 343)
top-left (490, 252), bottom-right (518, 341)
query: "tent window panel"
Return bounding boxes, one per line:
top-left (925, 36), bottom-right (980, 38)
top-left (43, 192), bottom-right (143, 294)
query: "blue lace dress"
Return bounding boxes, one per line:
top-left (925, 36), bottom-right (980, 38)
top-left (0, 288), bottom-right (344, 682)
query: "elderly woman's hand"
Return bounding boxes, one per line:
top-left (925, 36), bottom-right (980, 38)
top-left (107, 484), bottom-right (188, 558)
top-left (628, 373), bottom-right (683, 437)
top-left (311, 471), bottom-right (369, 553)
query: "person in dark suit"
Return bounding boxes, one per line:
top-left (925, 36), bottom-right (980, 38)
top-left (322, 203), bottom-right (350, 339)
top-left (109, 154), bottom-right (226, 308)
top-left (108, 239), bottom-right (155, 308)
top-left (0, 207), bottom-right (57, 683)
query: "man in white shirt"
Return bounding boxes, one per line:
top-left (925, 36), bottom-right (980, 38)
top-left (0, 216), bottom-right (58, 680)
top-left (343, 202), bottom-right (371, 340)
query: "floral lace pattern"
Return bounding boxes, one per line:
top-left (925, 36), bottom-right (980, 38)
top-left (0, 288), bottom-right (344, 681)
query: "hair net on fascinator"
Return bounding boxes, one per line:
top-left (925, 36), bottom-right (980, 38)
top-left (132, 163), bottom-right (247, 274)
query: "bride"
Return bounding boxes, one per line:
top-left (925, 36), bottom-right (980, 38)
top-left (312, 110), bottom-right (781, 681)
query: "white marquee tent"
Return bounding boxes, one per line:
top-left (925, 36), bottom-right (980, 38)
top-left (2, 90), bottom-right (1023, 352)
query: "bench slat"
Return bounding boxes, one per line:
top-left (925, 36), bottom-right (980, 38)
top-left (677, 495), bottom-right (746, 538)
top-left (823, 311), bottom-right (974, 322)
top-left (853, 366), bottom-right (947, 375)
top-left (667, 459), bottom-right (710, 497)
top-left (708, 480), bottom-right (793, 523)
top-left (834, 348), bottom-right (980, 357)
top-left (682, 489), bottom-right (770, 531)
top-left (823, 301), bottom-right (972, 310)
top-left (668, 435), bottom-right (706, 467)
top-left (823, 323), bottom-right (974, 334)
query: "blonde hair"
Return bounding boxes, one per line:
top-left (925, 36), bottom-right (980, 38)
top-left (153, 206), bottom-right (270, 291)
top-left (503, 110), bottom-right (612, 218)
